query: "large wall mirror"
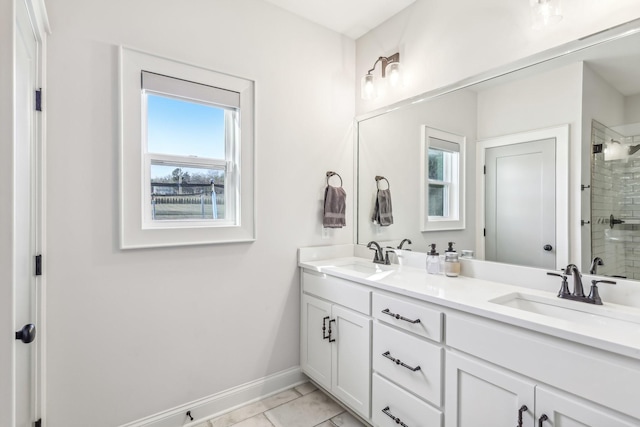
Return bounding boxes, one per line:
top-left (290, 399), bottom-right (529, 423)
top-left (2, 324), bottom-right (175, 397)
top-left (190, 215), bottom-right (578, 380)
top-left (356, 19), bottom-right (640, 279)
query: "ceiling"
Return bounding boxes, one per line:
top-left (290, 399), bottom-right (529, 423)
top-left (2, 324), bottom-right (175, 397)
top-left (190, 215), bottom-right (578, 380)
top-left (260, 0), bottom-right (417, 39)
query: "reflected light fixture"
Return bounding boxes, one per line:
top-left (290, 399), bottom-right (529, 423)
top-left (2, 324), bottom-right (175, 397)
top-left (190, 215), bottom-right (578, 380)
top-left (361, 52), bottom-right (402, 100)
top-left (530, 0), bottom-right (562, 29)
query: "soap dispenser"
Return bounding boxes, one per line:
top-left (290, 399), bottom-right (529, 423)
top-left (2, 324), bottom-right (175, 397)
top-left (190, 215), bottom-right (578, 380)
top-left (444, 242), bottom-right (460, 277)
top-left (426, 243), bottom-right (440, 274)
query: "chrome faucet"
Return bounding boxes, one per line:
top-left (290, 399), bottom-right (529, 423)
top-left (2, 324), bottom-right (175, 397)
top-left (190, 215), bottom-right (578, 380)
top-left (367, 241), bottom-right (389, 265)
top-left (589, 257), bottom-right (604, 275)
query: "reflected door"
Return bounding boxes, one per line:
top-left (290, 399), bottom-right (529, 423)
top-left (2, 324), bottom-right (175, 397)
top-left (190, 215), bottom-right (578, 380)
top-left (15, 2), bottom-right (39, 426)
top-left (485, 138), bottom-right (556, 269)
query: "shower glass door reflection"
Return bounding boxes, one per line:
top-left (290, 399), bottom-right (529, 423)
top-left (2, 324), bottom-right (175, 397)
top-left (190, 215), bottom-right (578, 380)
top-left (591, 119), bottom-right (640, 279)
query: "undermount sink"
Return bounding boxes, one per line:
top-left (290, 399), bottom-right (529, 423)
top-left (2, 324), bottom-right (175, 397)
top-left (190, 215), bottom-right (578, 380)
top-left (322, 260), bottom-right (397, 280)
top-left (490, 292), bottom-right (640, 333)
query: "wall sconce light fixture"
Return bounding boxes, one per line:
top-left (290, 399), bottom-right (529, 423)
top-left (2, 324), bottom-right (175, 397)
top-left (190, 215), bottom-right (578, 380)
top-left (530, 0), bottom-right (562, 29)
top-left (361, 52), bottom-right (402, 100)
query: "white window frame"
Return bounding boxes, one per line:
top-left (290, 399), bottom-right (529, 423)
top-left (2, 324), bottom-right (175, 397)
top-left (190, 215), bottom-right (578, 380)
top-left (120, 47), bottom-right (255, 248)
top-left (420, 126), bottom-right (465, 231)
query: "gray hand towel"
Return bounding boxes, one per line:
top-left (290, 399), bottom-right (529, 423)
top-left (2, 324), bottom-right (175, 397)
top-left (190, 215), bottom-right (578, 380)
top-left (372, 189), bottom-right (393, 226)
top-left (323, 185), bottom-right (346, 228)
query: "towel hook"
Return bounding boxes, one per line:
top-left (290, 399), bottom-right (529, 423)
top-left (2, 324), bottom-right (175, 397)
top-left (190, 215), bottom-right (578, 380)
top-left (326, 171), bottom-right (343, 187)
top-left (375, 175), bottom-right (390, 190)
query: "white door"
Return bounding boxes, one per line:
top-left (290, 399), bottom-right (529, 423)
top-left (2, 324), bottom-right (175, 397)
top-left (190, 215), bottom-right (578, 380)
top-left (300, 294), bottom-right (332, 390)
top-left (331, 305), bottom-right (371, 419)
top-left (15, 2), bottom-right (39, 426)
top-left (445, 352), bottom-right (535, 427)
top-left (536, 387), bottom-right (638, 427)
top-left (485, 138), bottom-right (556, 269)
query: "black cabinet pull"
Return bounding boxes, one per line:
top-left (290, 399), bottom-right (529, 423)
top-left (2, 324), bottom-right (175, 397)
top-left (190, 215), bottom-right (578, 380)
top-left (322, 316), bottom-right (330, 340)
top-left (382, 351), bottom-right (421, 372)
top-left (538, 414), bottom-right (548, 427)
top-left (382, 406), bottom-right (408, 427)
top-left (322, 317), bottom-right (336, 342)
top-left (382, 308), bottom-right (421, 324)
top-left (517, 405), bottom-right (528, 427)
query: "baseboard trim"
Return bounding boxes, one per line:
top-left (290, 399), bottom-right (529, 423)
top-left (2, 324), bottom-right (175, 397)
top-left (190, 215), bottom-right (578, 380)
top-left (119, 367), bottom-right (306, 427)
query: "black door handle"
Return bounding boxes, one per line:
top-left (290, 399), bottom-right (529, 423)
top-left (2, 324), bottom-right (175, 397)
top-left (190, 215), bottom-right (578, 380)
top-left (543, 244), bottom-right (553, 251)
top-left (15, 324), bottom-right (36, 344)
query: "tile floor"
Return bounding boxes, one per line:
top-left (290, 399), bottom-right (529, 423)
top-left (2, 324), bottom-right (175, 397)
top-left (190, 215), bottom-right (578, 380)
top-left (194, 382), bottom-right (367, 427)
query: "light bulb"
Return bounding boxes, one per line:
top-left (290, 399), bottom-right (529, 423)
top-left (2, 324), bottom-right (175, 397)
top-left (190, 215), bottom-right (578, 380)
top-left (531, 0), bottom-right (562, 29)
top-left (361, 74), bottom-right (376, 100)
top-left (385, 62), bottom-right (402, 88)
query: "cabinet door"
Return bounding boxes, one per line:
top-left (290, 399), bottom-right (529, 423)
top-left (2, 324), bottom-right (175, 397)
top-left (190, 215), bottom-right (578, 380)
top-left (301, 294), bottom-right (332, 390)
top-left (445, 352), bottom-right (535, 427)
top-left (536, 387), bottom-right (639, 427)
top-left (332, 304), bottom-right (372, 419)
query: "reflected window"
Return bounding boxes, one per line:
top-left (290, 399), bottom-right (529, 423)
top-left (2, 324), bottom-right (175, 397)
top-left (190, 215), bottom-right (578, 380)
top-left (422, 128), bottom-right (465, 231)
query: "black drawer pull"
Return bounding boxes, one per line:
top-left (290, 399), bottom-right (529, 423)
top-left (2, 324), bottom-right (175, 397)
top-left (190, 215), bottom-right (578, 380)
top-left (328, 319), bottom-right (336, 343)
top-left (382, 406), bottom-right (408, 427)
top-left (382, 351), bottom-right (421, 372)
top-left (538, 414), bottom-right (548, 427)
top-left (382, 308), bottom-right (421, 324)
top-left (517, 405), bottom-right (528, 427)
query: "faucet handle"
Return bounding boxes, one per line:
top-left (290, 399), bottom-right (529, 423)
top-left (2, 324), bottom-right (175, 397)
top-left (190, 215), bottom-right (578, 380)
top-left (547, 272), bottom-right (570, 297)
top-left (588, 279), bottom-right (616, 305)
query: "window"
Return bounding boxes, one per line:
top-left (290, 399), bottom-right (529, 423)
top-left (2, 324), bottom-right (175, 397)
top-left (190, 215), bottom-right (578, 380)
top-left (421, 127), bottom-right (465, 231)
top-left (143, 72), bottom-right (238, 225)
top-left (120, 48), bottom-right (255, 248)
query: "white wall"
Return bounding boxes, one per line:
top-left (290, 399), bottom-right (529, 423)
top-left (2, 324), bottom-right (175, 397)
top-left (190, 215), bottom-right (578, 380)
top-left (44, 0), bottom-right (354, 426)
top-left (356, 0), bottom-right (640, 115)
top-left (625, 93), bottom-right (640, 124)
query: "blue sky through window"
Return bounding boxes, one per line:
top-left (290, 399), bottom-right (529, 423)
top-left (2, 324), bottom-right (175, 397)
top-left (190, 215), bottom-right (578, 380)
top-left (147, 94), bottom-right (226, 160)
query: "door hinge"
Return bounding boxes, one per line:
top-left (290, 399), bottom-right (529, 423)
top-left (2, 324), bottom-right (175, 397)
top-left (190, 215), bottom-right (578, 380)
top-left (592, 143), bottom-right (603, 154)
top-left (35, 254), bottom-right (42, 276)
top-left (34, 419), bottom-right (42, 427)
top-left (483, 165), bottom-right (486, 174)
top-left (35, 89), bottom-right (42, 112)
top-left (483, 228), bottom-right (486, 237)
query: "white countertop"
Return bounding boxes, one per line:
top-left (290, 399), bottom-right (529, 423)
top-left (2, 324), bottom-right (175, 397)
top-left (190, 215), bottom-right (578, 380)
top-left (299, 256), bottom-right (640, 361)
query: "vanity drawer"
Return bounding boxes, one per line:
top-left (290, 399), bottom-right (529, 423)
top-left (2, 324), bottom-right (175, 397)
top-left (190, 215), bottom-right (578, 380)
top-left (302, 271), bottom-right (371, 315)
top-left (373, 293), bottom-right (443, 342)
top-left (372, 373), bottom-right (442, 427)
top-left (373, 322), bottom-right (442, 406)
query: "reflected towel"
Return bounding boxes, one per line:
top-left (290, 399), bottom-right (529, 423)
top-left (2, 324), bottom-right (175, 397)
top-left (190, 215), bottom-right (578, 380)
top-left (323, 185), bottom-right (346, 228)
top-left (372, 189), bottom-right (393, 226)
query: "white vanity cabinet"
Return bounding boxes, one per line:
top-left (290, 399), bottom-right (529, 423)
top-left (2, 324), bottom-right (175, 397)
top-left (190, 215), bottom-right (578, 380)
top-left (300, 271), bottom-right (372, 419)
top-left (445, 351), bottom-right (639, 427)
top-left (299, 261), bottom-right (640, 427)
top-left (445, 313), bottom-right (640, 427)
top-left (445, 351), bottom-right (536, 427)
top-left (371, 292), bottom-right (444, 427)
